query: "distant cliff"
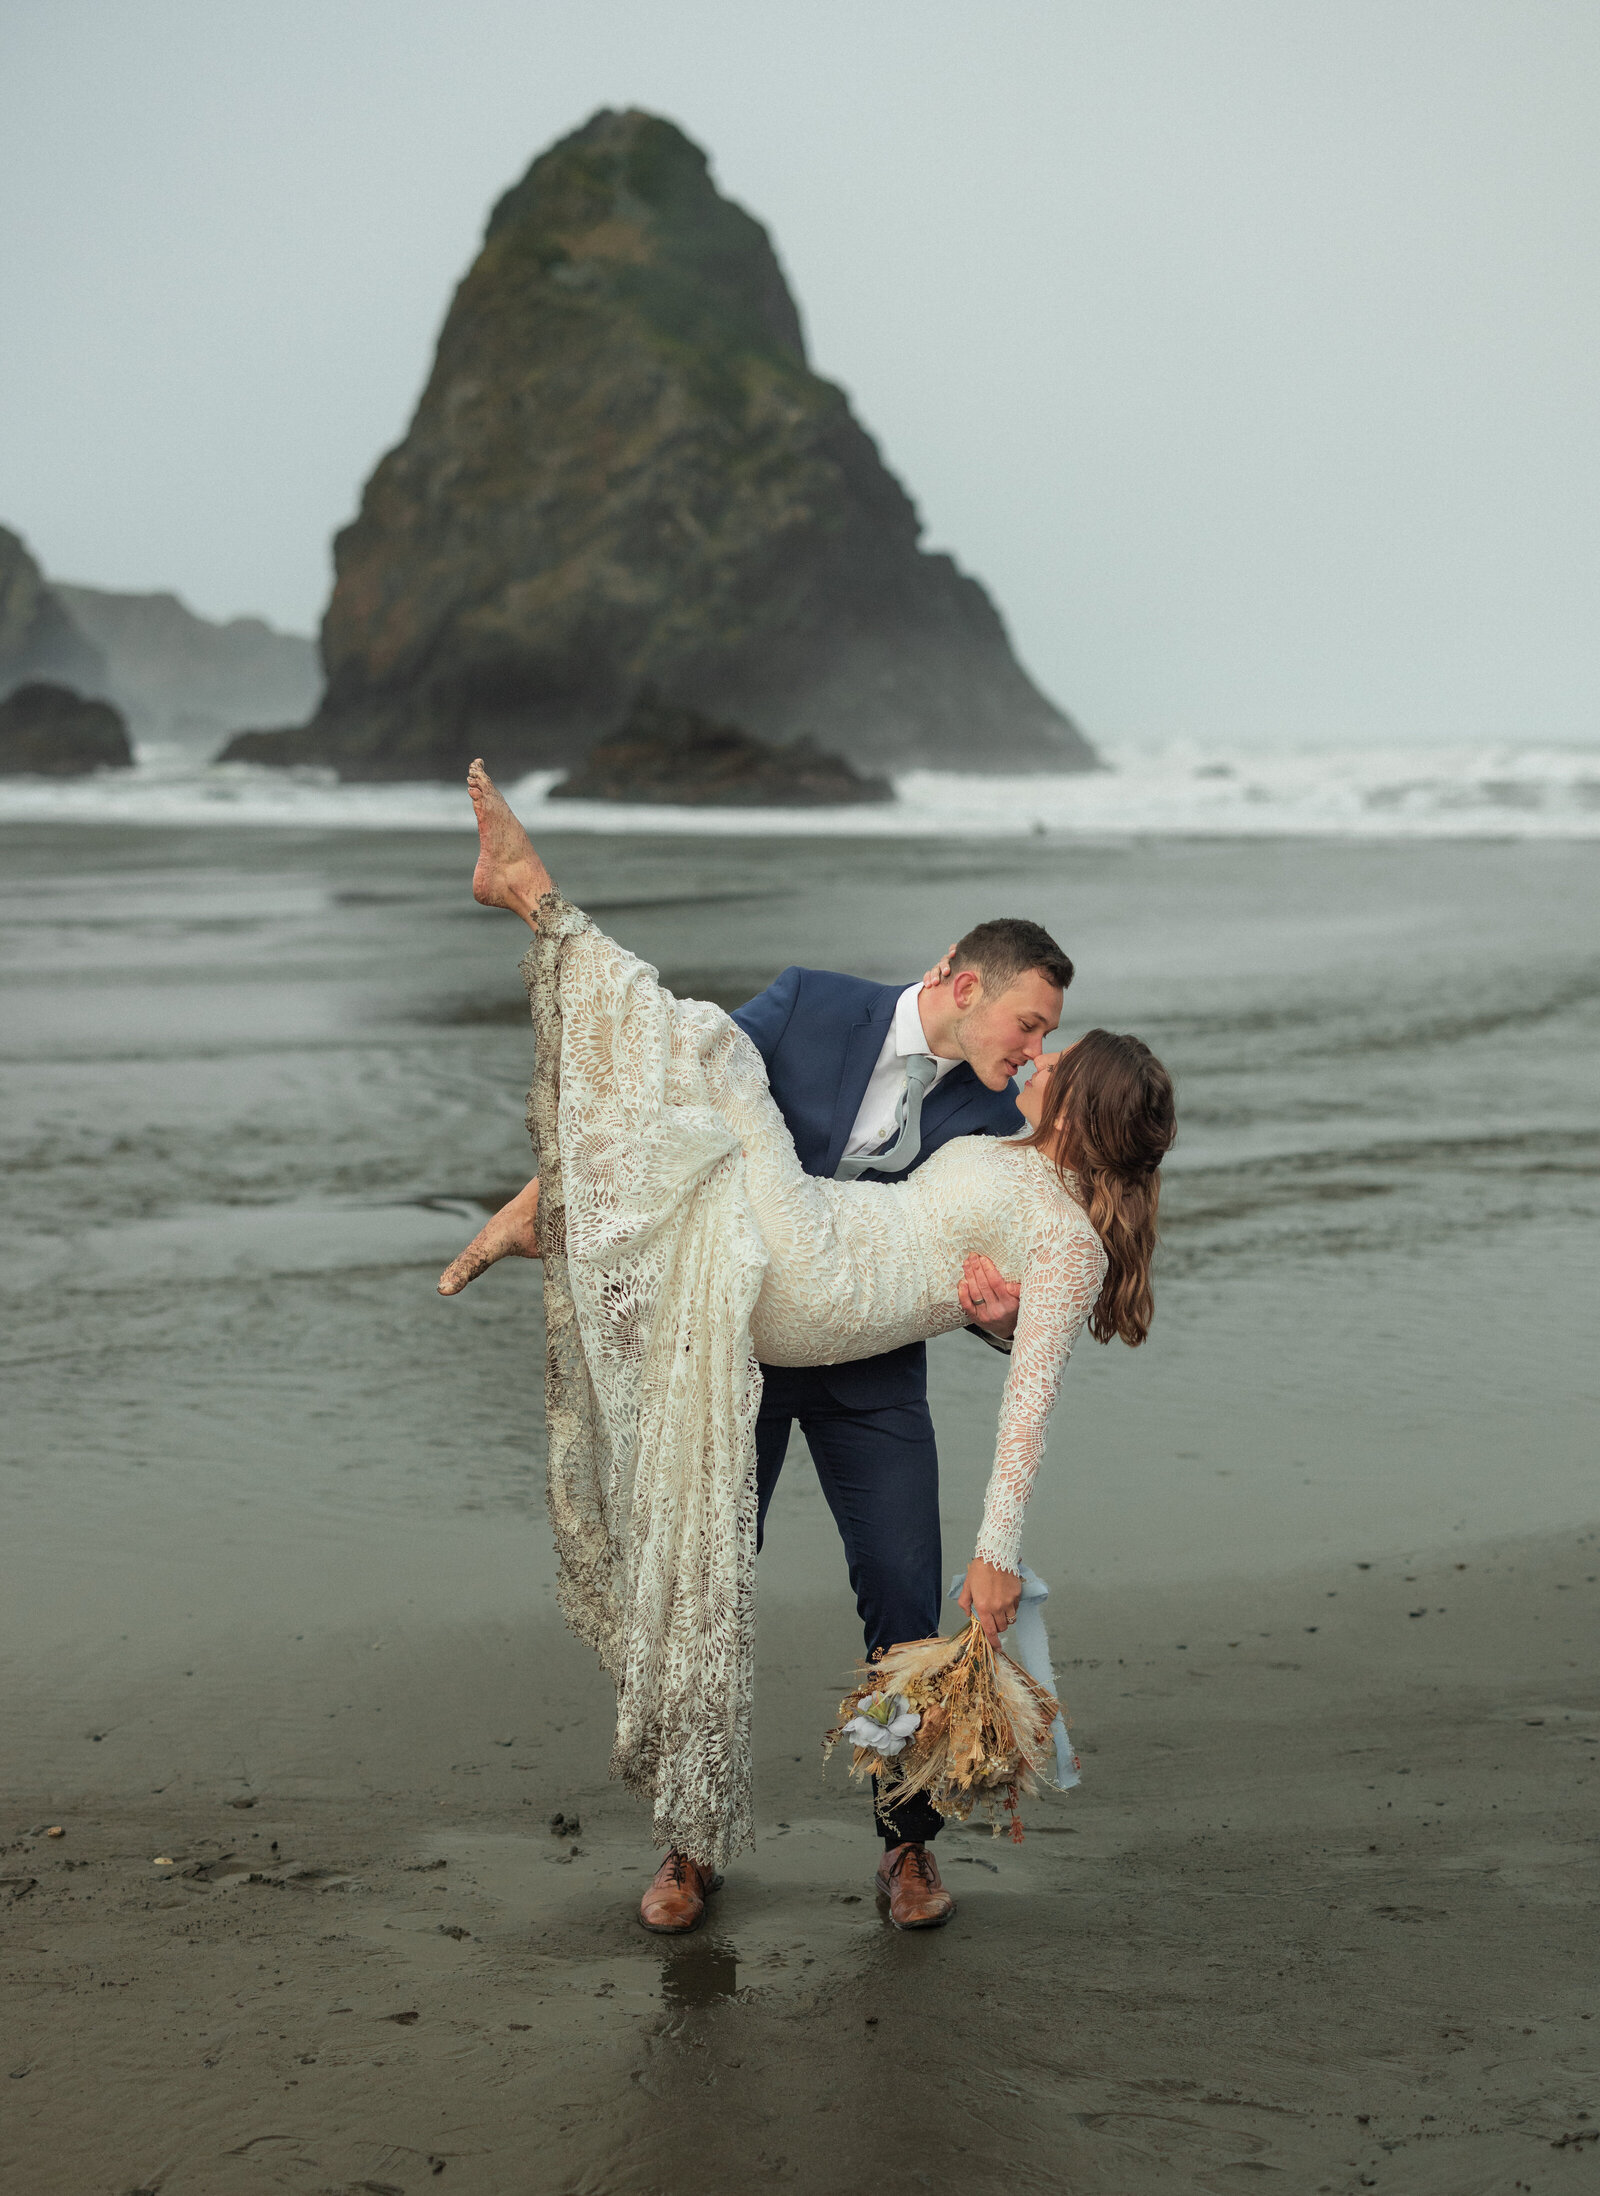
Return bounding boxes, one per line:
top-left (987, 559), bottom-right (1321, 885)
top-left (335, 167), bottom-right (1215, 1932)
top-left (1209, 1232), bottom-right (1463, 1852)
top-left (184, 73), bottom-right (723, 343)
top-left (1, 524), bottom-right (321, 754)
top-left (0, 527), bottom-right (107, 701)
top-left (226, 108), bottom-right (1097, 783)
top-left (57, 585), bottom-right (319, 752)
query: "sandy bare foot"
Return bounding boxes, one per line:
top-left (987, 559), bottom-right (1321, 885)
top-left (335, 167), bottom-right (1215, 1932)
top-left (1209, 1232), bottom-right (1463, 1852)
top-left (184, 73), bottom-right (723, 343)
top-left (437, 1178), bottom-right (541, 1296)
top-left (467, 759), bottom-right (554, 924)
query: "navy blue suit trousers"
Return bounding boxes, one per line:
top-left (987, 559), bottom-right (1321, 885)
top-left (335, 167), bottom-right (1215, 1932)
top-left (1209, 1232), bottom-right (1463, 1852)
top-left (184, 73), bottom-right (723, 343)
top-left (754, 1368), bottom-right (946, 1846)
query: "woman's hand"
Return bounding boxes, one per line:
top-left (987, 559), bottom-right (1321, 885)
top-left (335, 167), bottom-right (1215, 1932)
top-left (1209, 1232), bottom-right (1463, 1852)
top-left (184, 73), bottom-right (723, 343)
top-left (958, 1253), bottom-right (1021, 1340)
top-left (958, 1557), bottom-right (1024, 1649)
top-left (920, 941), bottom-right (958, 990)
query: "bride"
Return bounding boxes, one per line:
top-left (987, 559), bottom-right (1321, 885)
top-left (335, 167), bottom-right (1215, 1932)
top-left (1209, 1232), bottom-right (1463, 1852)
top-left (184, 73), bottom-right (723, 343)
top-left (443, 762), bottom-right (1176, 1870)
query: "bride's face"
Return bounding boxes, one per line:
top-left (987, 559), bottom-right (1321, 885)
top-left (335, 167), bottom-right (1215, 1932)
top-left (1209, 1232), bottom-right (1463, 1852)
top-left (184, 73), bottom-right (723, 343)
top-left (1015, 1044), bottom-right (1072, 1130)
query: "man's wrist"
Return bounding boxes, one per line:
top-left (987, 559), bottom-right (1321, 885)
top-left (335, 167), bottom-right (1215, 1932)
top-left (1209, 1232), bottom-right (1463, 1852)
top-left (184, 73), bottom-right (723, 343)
top-left (967, 1324), bottom-right (1014, 1355)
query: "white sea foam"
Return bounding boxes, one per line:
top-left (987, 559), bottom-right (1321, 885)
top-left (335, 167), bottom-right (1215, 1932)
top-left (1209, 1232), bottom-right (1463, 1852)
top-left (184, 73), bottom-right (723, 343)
top-left (1, 739), bottom-right (1596, 839)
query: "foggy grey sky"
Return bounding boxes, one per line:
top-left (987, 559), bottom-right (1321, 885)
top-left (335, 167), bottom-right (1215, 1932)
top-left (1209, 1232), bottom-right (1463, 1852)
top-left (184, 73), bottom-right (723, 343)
top-left (2, 1), bottom-right (1597, 750)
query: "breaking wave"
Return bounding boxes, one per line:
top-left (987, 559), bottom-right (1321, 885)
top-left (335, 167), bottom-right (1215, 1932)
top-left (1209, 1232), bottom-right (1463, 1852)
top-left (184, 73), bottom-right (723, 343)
top-left (2, 738), bottom-right (1597, 839)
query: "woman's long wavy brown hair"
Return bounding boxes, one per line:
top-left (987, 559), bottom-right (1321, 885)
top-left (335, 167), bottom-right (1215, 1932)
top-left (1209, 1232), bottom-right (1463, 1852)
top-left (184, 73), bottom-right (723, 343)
top-left (1021, 1030), bottom-right (1176, 1345)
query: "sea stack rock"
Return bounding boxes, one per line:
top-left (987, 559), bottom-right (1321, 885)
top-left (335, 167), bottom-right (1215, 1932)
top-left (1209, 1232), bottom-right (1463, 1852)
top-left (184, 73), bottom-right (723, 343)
top-left (0, 681), bottom-right (134, 775)
top-left (225, 109), bottom-right (1097, 783)
top-left (550, 692), bottom-right (891, 806)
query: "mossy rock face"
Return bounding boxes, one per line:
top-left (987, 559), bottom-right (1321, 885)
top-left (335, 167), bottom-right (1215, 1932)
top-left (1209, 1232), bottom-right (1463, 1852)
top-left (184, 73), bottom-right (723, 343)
top-left (0, 681), bottom-right (133, 775)
top-left (227, 108), bottom-right (1097, 783)
top-left (550, 693), bottom-right (891, 807)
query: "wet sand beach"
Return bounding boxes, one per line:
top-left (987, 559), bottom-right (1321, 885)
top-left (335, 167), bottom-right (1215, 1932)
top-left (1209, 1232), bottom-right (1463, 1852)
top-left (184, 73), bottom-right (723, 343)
top-left (2, 820), bottom-right (1597, 2192)
top-left (4, 1537), bottom-right (1598, 2195)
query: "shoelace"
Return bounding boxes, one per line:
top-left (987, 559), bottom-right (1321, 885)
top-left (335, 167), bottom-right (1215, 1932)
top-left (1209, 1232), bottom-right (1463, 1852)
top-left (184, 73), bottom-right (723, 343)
top-left (889, 1845), bottom-right (937, 1886)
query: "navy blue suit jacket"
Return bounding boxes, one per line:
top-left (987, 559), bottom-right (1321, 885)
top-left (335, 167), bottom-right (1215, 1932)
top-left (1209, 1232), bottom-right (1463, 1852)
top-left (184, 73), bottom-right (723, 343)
top-left (732, 966), bottom-right (1024, 1408)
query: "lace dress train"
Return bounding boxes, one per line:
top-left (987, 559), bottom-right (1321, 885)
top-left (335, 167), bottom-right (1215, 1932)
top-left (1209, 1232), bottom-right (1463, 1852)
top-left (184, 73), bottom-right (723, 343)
top-left (525, 895), bottom-right (772, 1870)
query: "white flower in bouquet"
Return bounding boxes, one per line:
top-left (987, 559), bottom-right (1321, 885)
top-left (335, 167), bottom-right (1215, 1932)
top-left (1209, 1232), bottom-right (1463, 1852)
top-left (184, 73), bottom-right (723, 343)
top-left (838, 1691), bottom-right (921, 1758)
top-left (825, 1622), bottom-right (1067, 1839)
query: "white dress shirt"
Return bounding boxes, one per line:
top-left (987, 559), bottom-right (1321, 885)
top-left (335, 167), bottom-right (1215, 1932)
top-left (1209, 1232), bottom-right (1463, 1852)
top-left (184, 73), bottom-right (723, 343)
top-left (841, 984), bottom-right (962, 1161)
top-left (840, 983), bottom-right (1013, 1352)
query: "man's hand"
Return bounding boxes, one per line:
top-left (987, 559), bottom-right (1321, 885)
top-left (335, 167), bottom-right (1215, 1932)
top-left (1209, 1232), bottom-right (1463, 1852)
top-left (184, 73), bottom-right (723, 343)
top-left (920, 941), bottom-right (958, 990)
top-left (958, 1557), bottom-right (1024, 1648)
top-left (958, 1253), bottom-right (1020, 1341)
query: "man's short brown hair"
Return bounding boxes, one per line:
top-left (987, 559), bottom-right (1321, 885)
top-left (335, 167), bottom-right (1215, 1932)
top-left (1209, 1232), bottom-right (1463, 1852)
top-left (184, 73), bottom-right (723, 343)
top-left (951, 918), bottom-right (1074, 998)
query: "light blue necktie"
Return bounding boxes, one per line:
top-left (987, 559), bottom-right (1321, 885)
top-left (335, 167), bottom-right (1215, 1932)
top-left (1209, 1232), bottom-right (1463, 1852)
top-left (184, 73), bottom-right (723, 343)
top-left (836, 1051), bottom-right (938, 1180)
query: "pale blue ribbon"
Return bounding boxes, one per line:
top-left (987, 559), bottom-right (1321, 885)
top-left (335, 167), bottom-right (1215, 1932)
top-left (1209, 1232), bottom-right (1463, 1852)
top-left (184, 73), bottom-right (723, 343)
top-left (948, 1563), bottom-right (1079, 1789)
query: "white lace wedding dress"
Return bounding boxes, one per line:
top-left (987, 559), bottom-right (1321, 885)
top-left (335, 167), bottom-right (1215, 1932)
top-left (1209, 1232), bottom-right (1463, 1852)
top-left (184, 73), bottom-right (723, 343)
top-left (522, 896), bottom-right (1105, 1867)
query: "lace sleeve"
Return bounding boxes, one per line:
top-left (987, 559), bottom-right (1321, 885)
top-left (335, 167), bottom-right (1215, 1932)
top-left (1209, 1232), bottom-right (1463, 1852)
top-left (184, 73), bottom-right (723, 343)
top-left (972, 1222), bottom-right (1107, 1577)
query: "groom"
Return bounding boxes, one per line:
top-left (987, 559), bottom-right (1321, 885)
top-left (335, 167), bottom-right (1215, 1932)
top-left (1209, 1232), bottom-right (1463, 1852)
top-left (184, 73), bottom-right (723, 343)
top-left (637, 918), bottom-right (1074, 1934)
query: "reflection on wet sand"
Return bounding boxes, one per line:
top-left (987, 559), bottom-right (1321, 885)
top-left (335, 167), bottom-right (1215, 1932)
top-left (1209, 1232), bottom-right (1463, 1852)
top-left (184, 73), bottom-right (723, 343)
top-left (659, 1934), bottom-right (740, 2014)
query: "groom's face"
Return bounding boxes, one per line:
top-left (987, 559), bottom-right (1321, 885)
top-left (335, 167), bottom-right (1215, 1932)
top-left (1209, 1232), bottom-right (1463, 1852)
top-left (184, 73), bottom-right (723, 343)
top-left (952, 968), bottom-right (1063, 1090)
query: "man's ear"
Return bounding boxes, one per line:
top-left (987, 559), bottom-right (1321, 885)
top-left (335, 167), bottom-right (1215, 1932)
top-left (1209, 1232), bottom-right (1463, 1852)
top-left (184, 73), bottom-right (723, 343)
top-left (950, 968), bottom-right (984, 1011)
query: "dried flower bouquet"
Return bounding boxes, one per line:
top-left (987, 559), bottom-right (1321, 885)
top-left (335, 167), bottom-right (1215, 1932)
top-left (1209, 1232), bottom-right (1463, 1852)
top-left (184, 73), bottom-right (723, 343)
top-left (824, 1620), bottom-right (1065, 1841)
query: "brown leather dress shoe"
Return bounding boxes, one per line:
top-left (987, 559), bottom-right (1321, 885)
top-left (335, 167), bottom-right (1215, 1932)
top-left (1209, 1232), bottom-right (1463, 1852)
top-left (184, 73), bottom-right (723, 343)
top-left (638, 1850), bottom-right (723, 1933)
top-left (875, 1841), bottom-right (956, 1930)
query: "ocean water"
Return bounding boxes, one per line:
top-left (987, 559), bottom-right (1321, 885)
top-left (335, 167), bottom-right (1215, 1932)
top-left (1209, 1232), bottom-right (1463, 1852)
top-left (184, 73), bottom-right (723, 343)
top-left (0, 736), bottom-right (1597, 839)
top-left (1, 812), bottom-right (1595, 1686)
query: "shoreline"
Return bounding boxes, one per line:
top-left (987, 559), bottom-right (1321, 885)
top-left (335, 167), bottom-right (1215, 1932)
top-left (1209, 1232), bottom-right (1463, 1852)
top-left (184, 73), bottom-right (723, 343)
top-left (3, 741), bottom-right (1600, 842)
